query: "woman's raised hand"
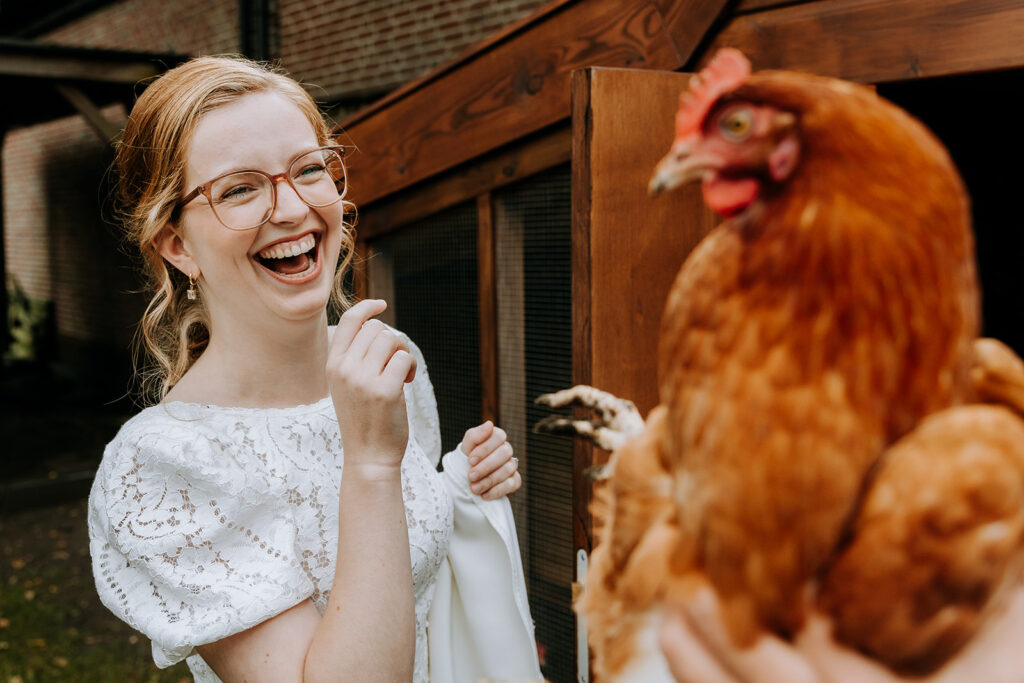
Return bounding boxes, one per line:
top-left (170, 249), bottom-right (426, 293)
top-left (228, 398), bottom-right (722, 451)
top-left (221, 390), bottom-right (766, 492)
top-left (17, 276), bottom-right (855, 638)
top-left (461, 421), bottom-right (522, 500)
top-left (327, 299), bottom-right (417, 476)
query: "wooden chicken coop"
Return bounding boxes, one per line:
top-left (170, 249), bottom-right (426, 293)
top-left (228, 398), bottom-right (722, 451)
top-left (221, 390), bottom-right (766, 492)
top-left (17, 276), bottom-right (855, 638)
top-left (334, 0), bottom-right (1024, 679)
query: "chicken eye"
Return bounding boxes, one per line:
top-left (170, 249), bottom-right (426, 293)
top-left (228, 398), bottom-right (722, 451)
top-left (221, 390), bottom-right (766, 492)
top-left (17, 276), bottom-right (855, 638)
top-left (720, 108), bottom-right (753, 141)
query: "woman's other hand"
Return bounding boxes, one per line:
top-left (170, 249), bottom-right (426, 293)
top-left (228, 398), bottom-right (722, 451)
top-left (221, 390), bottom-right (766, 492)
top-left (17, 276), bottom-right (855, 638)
top-left (659, 583), bottom-right (1024, 683)
top-left (461, 421), bottom-right (522, 500)
top-left (327, 299), bottom-right (417, 475)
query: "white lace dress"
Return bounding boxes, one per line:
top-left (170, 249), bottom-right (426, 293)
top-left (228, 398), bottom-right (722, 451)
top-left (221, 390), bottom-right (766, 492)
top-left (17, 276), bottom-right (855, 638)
top-left (88, 336), bottom-right (455, 682)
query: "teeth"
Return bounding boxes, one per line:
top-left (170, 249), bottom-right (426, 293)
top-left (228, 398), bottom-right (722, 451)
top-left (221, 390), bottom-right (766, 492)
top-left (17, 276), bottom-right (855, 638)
top-left (258, 233), bottom-right (316, 260)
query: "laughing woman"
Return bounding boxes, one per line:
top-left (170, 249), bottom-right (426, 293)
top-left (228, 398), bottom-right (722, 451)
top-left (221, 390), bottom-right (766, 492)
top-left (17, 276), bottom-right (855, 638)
top-left (88, 56), bottom-right (541, 683)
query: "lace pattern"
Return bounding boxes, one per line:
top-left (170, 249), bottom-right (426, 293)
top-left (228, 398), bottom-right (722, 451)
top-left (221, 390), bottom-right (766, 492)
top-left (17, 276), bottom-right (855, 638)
top-left (89, 334), bottom-right (453, 682)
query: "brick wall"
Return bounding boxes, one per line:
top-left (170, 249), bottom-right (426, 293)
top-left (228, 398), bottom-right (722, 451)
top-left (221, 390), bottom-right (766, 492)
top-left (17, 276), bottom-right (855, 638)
top-left (4, 0), bottom-right (551, 368)
top-left (3, 105), bottom-right (142, 352)
top-left (278, 0), bottom-right (549, 99)
top-left (43, 0), bottom-right (239, 56)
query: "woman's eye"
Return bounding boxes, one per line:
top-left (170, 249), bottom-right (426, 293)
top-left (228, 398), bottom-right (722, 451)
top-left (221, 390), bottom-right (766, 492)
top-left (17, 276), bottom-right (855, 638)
top-left (295, 163), bottom-right (326, 180)
top-left (720, 108), bottom-right (753, 140)
top-left (218, 184), bottom-right (256, 202)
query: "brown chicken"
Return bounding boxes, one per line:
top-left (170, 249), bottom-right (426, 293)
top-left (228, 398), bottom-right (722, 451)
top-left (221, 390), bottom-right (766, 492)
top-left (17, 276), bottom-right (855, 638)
top-left (539, 49), bottom-right (1024, 679)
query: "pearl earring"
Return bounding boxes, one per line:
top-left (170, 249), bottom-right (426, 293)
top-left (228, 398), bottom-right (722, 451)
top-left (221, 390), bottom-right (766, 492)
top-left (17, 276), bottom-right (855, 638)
top-left (187, 273), bottom-right (198, 301)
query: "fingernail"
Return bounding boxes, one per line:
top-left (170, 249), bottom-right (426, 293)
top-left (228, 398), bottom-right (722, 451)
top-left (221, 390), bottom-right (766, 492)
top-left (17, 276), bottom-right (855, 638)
top-left (469, 470), bottom-right (479, 482)
top-left (471, 483), bottom-right (482, 493)
top-left (469, 457), bottom-right (478, 466)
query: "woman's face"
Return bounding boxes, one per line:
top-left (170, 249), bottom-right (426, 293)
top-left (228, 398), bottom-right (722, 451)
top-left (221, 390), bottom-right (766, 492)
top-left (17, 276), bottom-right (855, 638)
top-left (172, 90), bottom-right (345, 333)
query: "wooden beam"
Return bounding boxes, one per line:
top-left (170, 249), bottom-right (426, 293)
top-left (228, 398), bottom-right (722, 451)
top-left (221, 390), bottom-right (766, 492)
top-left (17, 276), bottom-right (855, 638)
top-left (54, 84), bottom-right (121, 145)
top-left (571, 66), bottom-right (719, 551)
top-left (0, 52), bottom-right (165, 84)
top-left (706, 0), bottom-right (1024, 83)
top-left (338, 0), bottom-right (731, 208)
top-left (655, 0), bottom-right (742, 64)
top-left (354, 125), bottom-right (571, 241)
top-left (477, 193), bottom-right (499, 425)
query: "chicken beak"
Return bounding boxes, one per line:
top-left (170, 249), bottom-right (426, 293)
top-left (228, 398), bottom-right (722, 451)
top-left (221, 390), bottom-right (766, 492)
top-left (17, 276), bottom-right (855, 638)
top-left (649, 138), bottom-right (706, 196)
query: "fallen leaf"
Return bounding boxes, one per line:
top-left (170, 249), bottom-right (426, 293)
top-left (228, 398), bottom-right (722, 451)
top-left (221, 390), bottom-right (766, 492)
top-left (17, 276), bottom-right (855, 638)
top-left (9, 558), bottom-right (25, 569)
top-left (54, 656), bottom-right (68, 668)
top-left (0, 618), bottom-right (9, 628)
top-left (23, 590), bottom-right (35, 601)
top-left (26, 637), bottom-right (46, 648)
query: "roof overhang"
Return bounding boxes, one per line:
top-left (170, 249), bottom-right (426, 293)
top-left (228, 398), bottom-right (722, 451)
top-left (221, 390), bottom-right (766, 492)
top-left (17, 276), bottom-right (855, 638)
top-left (0, 37), bottom-right (186, 134)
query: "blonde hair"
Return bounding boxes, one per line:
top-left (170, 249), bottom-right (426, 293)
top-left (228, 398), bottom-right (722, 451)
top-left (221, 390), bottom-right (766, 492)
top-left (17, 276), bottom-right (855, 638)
top-left (115, 55), bottom-right (354, 404)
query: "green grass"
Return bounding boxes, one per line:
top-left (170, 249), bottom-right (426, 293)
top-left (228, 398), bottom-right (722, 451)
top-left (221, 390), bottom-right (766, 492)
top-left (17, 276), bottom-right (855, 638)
top-left (0, 500), bottom-right (192, 682)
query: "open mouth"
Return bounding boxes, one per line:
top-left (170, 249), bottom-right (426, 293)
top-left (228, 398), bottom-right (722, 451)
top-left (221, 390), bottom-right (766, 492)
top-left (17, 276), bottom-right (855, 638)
top-left (255, 232), bottom-right (321, 281)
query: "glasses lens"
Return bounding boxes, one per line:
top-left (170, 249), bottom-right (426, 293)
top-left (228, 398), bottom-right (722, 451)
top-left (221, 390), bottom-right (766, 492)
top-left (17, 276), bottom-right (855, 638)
top-left (289, 148), bottom-right (346, 207)
top-left (208, 171), bottom-right (273, 230)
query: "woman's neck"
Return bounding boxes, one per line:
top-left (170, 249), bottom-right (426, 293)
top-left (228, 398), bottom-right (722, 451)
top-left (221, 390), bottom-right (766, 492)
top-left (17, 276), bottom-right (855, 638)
top-left (164, 312), bottom-right (331, 409)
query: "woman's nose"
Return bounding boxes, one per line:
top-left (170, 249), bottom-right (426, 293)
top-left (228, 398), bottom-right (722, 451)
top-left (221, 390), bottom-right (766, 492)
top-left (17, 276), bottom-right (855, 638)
top-left (270, 177), bottom-right (309, 224)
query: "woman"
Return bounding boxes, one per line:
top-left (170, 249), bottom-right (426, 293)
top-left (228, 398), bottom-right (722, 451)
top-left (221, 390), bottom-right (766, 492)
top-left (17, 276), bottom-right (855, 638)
top-left (89, 56), bottom-right (541, 682)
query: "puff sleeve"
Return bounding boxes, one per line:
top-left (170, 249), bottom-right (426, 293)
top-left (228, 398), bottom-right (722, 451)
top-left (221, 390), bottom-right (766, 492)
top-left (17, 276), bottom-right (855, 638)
top-left (88, 417), bottom-right (315, 668)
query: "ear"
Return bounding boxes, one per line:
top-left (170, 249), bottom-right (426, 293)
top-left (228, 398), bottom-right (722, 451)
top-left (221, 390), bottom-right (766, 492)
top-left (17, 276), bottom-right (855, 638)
top-left (153, 223), bottom-right (199, 279)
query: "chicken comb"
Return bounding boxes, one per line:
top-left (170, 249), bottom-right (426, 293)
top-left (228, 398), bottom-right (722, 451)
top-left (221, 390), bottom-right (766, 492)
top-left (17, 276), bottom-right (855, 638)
top-left (676, 48), bottom-right (752, 138)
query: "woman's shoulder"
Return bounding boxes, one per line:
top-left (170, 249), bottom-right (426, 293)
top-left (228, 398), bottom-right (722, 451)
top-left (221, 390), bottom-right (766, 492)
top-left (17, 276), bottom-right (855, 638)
top-left (96, 404), bottom-right (245, 498)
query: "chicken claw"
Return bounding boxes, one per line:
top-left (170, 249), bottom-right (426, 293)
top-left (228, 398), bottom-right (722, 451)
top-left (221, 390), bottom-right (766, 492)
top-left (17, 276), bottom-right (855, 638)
top-left (534, 385), bottom-right (645, 479)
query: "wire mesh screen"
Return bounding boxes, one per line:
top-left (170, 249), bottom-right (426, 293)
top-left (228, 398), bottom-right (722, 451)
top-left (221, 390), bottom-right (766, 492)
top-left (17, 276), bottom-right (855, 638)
top-left (368, 201), bottom-right (481, 455)
top-left (494, 164), bottom-right (574, 682)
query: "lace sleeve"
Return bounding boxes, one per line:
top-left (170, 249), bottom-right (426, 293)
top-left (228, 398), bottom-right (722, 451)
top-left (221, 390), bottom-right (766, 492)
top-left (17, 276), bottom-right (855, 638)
top-left (88, 419), bottom-right (315, 668)
top-left (395, 329), bottom-right (443, 468)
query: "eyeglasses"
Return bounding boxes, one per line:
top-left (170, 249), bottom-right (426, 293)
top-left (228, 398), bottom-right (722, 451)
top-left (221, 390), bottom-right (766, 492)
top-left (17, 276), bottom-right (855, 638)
top-left (176, 146), bottom-right (347, 231)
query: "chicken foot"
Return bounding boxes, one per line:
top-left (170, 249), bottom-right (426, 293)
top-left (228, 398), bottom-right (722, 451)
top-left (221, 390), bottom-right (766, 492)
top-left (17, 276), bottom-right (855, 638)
top-left (534, 385), bottom-right (645, 480)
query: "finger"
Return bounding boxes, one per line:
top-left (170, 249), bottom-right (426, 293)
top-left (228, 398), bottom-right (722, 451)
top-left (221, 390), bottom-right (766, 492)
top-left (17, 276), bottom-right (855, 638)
top-left (683, 587), bottom-right (820, 683)
top-left (467, 426), bottom-right (507, 466)
top-left (482, 471), bottom-right (521, 501)
top-left (332, 299), bottom-right (387, 353)
top-left (469, 441), bottom-right (514, 486)
top-left (471, 445), bottom-right (516, 495)
top-left (363, 328), bottom-right (408, 375)
top-left (461, 421), bottom-right (494, 455)
top-left (795, 610), bottom-right (914, 683)
top-left (381, 349), bottom-right (416, 389)
top-left (660, 607), bottom-right (741, 683)
top-left (343, 319), bottom-right (388, 365)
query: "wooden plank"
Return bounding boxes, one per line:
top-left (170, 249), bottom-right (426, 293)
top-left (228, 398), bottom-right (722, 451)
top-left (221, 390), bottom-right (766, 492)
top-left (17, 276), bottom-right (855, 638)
top-left (54, 83), bottom-right (120, 145)
top-left (572, 67), bottom-right (718, 550)
top-left (706, 0), bottom-right (1024, 83)
top-left (0, 52), bottom-right (164, 84)
top-left (339, 0), bottom-right (687, 208)
top-left (477, 193), bottom-right (499, 425)
top-left (654, 0), bottom-right (740, 64)
top-left (353, 125), bottom-right (571, 241)
top-left (493, 192), bottom-right (530, 580)
top-left (571, 69), bottom-right (596, 559)
top-left (734, 0), bottom-right (816, 13)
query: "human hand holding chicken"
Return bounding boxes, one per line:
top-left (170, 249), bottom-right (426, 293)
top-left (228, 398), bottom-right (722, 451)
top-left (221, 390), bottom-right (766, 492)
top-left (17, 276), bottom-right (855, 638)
top-left (659, 584), bottom-right (1024, 683)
